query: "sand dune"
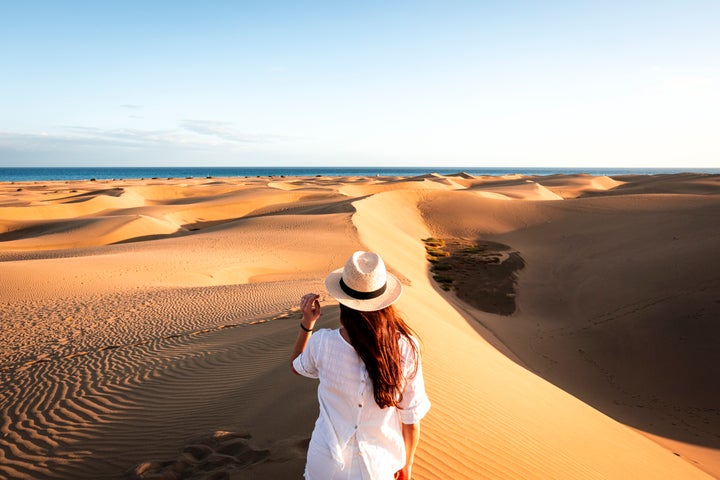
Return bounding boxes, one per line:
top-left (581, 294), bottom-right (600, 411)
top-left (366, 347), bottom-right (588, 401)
top-left (337, 175), bottom-right (465, 197)
top-left (534, 174), bottom-right (624, 198)
top-left (0, 187), bottom-right (146, 222)
top-left (1, 173), bottom-right (718, 479)
top-left (608, 173), bottom-right (720, 196)
top-left (352, 181), bottom-right (719, 479)
top-left (0, 214), bottom-right (180, 250)
top-left (467, 179), bottom-right (564, 201)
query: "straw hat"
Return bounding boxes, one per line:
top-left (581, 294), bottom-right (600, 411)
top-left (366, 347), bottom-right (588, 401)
top-left (325, 251), bottom-right (402, 312)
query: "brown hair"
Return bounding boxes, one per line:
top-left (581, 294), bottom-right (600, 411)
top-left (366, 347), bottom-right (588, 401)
top-left (339, 303), bottom-right (419, 409)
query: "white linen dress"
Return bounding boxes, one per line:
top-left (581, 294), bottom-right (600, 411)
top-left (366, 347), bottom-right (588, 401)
top-left (293, 328), bottom-right (431, 479)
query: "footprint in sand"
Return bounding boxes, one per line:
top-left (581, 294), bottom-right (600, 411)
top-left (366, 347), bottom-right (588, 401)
top-left (125, 431), bottom-right (275, 479)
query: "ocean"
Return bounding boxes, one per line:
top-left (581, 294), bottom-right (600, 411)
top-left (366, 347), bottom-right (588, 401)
top-left (1, 166), bottom-right (719, 182)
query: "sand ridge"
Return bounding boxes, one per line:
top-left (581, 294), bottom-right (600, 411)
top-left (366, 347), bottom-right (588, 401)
top-left (1, 173), bottom-right (719, 479)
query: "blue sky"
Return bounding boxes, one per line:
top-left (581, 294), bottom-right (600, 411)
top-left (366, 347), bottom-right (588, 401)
top-left (1, 1), bottom-right (718, 168)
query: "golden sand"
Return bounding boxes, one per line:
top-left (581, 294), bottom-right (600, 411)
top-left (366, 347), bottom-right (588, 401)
top-left (1, 173), bottom-right (718, 479)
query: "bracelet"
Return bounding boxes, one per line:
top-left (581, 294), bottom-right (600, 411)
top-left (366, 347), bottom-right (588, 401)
top-left (300, 323), bottom-right (313, 333)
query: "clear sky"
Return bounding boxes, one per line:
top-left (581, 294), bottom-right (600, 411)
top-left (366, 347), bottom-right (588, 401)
top-left (1, 1), bottom-right (718, 168)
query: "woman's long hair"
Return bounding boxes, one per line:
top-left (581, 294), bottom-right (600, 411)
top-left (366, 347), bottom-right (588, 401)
top-left (340, 303), bottom-right (419, 409)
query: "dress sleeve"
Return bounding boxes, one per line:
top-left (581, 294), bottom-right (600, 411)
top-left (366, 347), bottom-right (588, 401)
top-left (398, 337), bottom-right (431, 424)
top-left (292, 329), bottom-right (323, 379)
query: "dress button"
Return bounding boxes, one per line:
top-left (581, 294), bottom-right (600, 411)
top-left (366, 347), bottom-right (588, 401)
top-left (358, 403), bottom-right (363, 407)
top-left (354, 425), bottom-right (358, 429)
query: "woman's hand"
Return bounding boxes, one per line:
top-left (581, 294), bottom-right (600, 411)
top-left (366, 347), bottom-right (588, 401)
top-left (300, 293), bottom-right (321, 328)
top-left (394, 466), bottom-right (411, 479)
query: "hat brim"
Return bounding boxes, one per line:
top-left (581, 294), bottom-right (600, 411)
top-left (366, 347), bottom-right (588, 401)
top-left (324, 268), bottom-right (402, 312)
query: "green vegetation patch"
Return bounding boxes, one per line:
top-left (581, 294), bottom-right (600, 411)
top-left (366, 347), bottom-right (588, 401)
top-left (425, 248), bottom-right (450, 257)
top-left (421, 237), bottom-right (445, 247)
top-left (421, 237), bottom-right (525, 316)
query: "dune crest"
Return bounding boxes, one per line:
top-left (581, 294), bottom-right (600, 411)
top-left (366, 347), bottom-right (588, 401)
top-left (352, 181), bottom-right (717, 479)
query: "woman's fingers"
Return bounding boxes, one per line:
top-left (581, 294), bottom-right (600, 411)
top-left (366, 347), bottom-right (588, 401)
top-left (300, 294), bottom-right (321, 322)
top-left (301, 293), bottom-right (320, 311)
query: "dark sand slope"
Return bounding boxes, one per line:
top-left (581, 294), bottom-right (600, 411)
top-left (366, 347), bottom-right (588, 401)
top-left (418, 178), bottom-right (720, 476)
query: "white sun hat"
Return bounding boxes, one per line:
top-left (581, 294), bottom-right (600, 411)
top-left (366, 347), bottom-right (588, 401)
top-left (325, 251), bottom-right (403, 312)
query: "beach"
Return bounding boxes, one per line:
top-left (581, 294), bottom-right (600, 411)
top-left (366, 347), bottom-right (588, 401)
top-left (1, 172), bottom-right (718, 479)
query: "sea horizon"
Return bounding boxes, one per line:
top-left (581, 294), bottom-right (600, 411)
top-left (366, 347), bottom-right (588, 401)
top-left (2, 166), bottom-right (719, 183)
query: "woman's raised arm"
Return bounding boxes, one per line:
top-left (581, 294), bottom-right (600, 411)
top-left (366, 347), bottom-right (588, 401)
top-left (290, 293), bottom-right (320, 373)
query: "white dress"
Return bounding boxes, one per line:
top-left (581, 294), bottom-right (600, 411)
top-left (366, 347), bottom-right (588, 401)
top-left (293, 328), bottom-right (431, 479)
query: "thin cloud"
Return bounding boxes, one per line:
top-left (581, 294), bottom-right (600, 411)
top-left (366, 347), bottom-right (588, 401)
top-left (180, 120), bottom-right (284, 144)
top-left (0, 122), bottom-right (286, 153)
top-left (61, 126), bottom-right (188, 147)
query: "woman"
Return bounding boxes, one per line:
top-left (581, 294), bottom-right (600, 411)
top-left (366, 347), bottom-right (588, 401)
top-left (291, 251), bottom-right (431, 479)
